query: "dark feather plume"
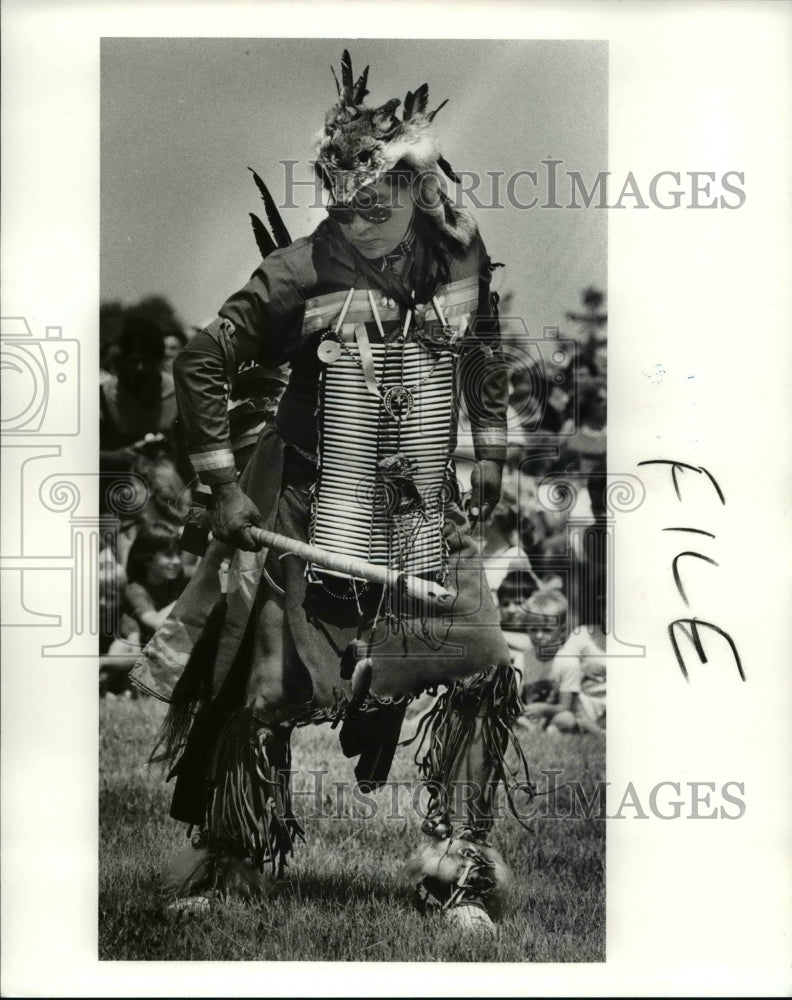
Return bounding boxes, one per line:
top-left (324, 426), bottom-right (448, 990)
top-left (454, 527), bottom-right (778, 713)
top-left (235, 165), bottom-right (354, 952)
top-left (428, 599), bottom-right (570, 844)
top-left (428, 98), bottom-right (449, 122)
top-left (249, 167), bottom-right (292, 248)
top-left (372, 98), bottom-right (401, 136)
top-left (375, 98), bottom-right (401, 117)
top-left (403, 89), bottom-right (415, 121)
top-left (413, 83), bottom-right (429, 115)
top-left (330, 64), bottom-right (340, 96)
top-left (438, 155), bottom-right (460, 184)
top-left (249, 213), bottom-right (277, 259)
top-left (341, 49), bottom-right (354, 103)
top-left (353, 65), bottom-right (370, 104)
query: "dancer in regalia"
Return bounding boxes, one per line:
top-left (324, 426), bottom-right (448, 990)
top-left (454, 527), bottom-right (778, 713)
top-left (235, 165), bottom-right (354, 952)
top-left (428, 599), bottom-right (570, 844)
top-left (132, 50), bottom-right (532, 933)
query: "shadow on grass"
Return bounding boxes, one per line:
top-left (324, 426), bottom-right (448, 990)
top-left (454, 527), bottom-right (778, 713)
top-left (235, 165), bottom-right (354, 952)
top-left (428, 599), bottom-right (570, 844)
top-left (279, 866), bottom-right (414, 908)
top-left (99, 698), bottom-right (605, 963)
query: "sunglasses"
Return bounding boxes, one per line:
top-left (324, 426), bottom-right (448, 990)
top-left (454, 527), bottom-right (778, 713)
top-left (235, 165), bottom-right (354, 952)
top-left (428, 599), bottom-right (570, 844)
top-left (327, 203), bottom-right (393, 225)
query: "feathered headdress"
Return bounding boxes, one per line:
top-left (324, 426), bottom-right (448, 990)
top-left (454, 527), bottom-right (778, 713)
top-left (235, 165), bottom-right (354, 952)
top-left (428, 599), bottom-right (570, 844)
top-left (315, 50), bottom-right (477, 248)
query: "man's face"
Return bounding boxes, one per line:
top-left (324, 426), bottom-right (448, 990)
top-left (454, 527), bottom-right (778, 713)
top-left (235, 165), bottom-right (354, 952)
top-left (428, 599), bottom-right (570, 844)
top-left (333, 178), bottom-right (414, 260)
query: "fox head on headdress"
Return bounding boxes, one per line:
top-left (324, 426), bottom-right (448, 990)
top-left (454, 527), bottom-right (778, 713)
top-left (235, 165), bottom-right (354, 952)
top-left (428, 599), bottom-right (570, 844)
top-left (314, 50), bottom-right (477, 248)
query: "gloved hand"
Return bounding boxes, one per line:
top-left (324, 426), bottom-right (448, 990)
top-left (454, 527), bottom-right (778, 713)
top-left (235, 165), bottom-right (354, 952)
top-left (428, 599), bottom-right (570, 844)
top-left (468, 459), bottom-right (503, 523)
top-left (208, 481), bottom-right (264, 551)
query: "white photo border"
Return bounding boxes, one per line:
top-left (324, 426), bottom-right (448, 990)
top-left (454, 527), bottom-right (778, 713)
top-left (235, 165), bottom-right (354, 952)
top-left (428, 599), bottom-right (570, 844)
top-left (2, 1), bottom-right (791, 997)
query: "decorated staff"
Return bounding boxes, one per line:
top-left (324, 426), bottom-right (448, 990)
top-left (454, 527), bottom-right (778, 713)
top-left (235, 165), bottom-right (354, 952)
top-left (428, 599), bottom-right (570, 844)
top-left (132, 49), bottom-right (533, 935)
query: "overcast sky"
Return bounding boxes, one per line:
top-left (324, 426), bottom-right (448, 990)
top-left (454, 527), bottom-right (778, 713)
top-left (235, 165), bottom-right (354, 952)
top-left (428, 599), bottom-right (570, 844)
top-left (101, 38), bottom-right (606, 336)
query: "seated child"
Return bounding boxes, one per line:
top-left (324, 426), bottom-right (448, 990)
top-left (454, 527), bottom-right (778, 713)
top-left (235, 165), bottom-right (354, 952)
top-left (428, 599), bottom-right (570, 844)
top-left (123, 521), bottom-right (188, 646)
top-left (518, 589), bottom-right (606, 735)
top-left (496, 570), bottom-right (540, 682)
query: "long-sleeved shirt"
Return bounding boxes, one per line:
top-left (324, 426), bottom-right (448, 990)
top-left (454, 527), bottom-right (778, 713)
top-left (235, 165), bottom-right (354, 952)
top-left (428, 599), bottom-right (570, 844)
top-left (174, 216), bottom-right (508, 486)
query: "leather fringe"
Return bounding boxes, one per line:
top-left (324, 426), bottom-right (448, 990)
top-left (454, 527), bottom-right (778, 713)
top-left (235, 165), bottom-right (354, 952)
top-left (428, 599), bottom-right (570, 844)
top-left (206, 707), bottom-right (305, 877)
top-left (405, 663), bottom-right (536, 831)
top-left (150, 597), bottom-right (228, 768)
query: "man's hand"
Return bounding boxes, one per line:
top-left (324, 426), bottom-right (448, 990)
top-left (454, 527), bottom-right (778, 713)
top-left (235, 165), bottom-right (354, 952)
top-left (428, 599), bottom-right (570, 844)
top-left (208, 481), bottom-right (264, 552)
top-left (468, 459), bottom-right (503, 522)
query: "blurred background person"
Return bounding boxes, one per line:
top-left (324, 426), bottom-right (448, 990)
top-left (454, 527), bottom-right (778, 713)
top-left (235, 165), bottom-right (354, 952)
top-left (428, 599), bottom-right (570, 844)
top-left (517, 590), bottom-right (606, 736)
top-left (99, 309), bottom-right (178, 472)
top-left (123, 521), bottom-right (189, 647)
top-left (163, 326), bottom-right (188, 371)
top-left (100, 300), bottom-right (126, 384)
top-left (98, 544), bottom-right (142, 697)
top-left (496, 568), bottom-right (540, 683)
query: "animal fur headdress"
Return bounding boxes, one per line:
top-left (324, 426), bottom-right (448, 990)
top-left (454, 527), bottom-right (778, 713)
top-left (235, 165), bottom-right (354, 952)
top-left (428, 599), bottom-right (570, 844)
top-left (315, 50), bottom-right (477, 248)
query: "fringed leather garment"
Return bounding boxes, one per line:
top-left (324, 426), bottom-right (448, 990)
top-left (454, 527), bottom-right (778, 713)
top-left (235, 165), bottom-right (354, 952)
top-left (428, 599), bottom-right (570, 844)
top-left (132, 219), bottom-right (533, 880)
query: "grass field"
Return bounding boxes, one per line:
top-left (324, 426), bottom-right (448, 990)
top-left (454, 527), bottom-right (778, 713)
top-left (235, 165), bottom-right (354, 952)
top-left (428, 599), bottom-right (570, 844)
top-left (99, 696), bottom-right (604, 962)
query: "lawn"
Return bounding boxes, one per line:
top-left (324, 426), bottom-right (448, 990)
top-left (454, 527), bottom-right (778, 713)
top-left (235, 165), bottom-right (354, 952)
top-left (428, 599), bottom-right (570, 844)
top-left (99, 695), bottom-right (604, 962)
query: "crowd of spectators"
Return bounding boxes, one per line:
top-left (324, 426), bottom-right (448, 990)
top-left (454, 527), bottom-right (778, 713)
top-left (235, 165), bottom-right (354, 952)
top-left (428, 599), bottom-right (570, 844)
top-left (476, 287), bottom-right (609, 735)
top-left (99, 288), bottom-right (608, 733)
top-left (99, 297), bottom-right (196, 695)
